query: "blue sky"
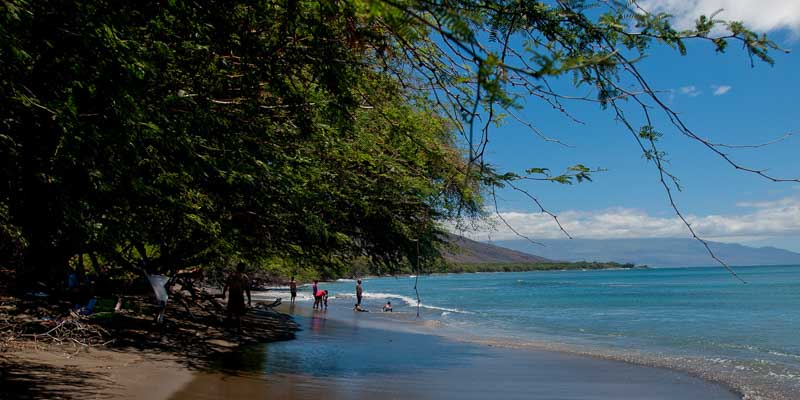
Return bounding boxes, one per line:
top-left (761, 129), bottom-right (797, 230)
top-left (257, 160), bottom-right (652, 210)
top-left (465, 1), bottom-right (800, 252)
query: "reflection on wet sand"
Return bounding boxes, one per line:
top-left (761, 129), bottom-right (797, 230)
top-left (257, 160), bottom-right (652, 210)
top-left (310, 310), bottom-right (326, 333)
top-left (168, 305), bottom-right (739, 400)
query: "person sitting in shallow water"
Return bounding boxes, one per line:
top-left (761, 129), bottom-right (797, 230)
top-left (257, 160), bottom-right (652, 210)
top-left (353, 303), bottom-right (368, 312)
top-left (383, 301), bottom-right (392, 312)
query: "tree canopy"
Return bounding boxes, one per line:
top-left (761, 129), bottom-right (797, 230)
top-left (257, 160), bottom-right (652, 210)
top-left (0, 0), bottom-right (782, 285)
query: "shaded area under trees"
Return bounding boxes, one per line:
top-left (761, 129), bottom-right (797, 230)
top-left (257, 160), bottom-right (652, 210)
top-left (0, 0), bottom-right (791, 296)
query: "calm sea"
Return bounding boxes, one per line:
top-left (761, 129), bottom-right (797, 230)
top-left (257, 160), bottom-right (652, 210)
top-left (268, 265), bottom-right (800, 398)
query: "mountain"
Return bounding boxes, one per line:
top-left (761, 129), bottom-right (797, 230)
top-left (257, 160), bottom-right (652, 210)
top-left (492, 238), bottom-right (800, 267)
top-left (442, 234), bottom-right (553, 264)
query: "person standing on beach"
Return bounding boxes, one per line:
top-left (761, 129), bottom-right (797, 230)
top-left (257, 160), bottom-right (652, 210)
top-left (356, 279), bottom-right (363, 306)
top-left (289, 276), bottom-right (297, 303)
top-left (222, 262), bottom-right (251, 331)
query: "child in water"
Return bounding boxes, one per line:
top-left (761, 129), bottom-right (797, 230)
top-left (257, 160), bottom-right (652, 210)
top-left (315, 289), bottom-right (328, 309)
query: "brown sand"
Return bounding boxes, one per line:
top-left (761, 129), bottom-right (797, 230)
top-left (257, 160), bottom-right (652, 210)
top-left (1, 346), bottom-right (193, 400)
top-left (1, 300), bottom-right (740, 400)
top-left (1, 290), bottom-right (298, 400)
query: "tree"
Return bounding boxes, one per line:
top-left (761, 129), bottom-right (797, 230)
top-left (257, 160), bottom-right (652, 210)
top-left (0, 0), bottom-right (482, 285)
top-left (356, 0), bottom-right (790, 279)
top-left (0, 0), bottom-right (787, 286)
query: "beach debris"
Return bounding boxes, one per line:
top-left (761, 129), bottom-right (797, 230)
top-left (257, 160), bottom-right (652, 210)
top-left (254, 298), bottom-right (282, 310)
top-left (1, 310), bottom-right (113, 354)
top-left (22, 311), bottom-right (112, 348)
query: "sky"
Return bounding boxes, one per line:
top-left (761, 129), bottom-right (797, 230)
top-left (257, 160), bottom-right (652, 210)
top-left (462, 0), bottom-right (800, 252)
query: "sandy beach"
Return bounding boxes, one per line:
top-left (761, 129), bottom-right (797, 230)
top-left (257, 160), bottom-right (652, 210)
top-left (0, 293), bottom-right (297, 400)
top-left (1, 346), bottom-right (193, 400)
top-left (2, 301), bottom-right (740, 400)
top-left (4, 1), bottom-right (798, 399)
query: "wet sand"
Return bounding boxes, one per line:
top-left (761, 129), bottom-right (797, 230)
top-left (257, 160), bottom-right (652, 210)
top-left (169, 303), bottom-right (740, 400)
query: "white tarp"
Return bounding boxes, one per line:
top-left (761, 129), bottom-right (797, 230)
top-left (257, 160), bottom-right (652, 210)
top-left (146, 273), bottom-right (169, 324)
top-left (146, 274), bottom-right (169, 304)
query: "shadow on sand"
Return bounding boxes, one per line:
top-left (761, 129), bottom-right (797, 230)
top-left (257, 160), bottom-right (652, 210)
top-left (0, 358), bottom-right (111, 400)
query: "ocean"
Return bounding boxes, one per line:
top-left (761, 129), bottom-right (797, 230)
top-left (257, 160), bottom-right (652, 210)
top-left (269, 265), bottom-right (800, 399)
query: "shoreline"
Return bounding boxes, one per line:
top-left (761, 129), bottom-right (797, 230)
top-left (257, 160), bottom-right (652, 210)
top-left (270, 297), bottom-right (800, 400)
top-left (168, 302), bottom-right (740, 400)
top-left (313, 303), bottom-right (751, 399)
top-left (2, 298), bottom-right (787, 400)
top-left (310, 267), bottom-right (800, 400)
top-left (325, 300), bottom-right (792, 400)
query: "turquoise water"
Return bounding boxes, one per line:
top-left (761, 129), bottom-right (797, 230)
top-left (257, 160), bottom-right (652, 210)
top-left (268, 266), bottom-right (800, 398)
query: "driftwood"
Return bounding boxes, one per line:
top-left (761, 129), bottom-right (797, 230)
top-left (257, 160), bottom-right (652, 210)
top-left (254, 298), bottom-right (282, 310)
top-left (0, 310), bottom-right (112, 356)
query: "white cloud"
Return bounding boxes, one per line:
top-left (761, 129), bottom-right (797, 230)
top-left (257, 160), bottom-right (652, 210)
top-left (711, 84), bottom-right (732, 95)
top-left (679, 85), bottom-right (701, 97)
top-left (460, 197), bottom-right (800, 243)
top-left (735, 197), bottom-right (800, 209)
top-left (637, 0), bottom-right (800, 35)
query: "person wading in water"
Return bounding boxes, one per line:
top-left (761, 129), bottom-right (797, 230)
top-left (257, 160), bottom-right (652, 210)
top-left (289, 276), bottom-right (297, 303)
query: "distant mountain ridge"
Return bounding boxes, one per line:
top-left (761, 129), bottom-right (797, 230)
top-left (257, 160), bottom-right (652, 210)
top-left (492, 238), bottom-right (800, 267)
top-left (441, 234), bottom-right (553, 264)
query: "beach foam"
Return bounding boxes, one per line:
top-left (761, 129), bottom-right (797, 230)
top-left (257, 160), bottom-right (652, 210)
top-left (252, 290), bottom-right (315, 302)
top-left (334, 291), bottom-right (473, 314)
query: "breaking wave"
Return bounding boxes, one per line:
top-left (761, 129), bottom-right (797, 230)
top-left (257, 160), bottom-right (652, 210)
top-left (336, 291), bottom-right (472, 314)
